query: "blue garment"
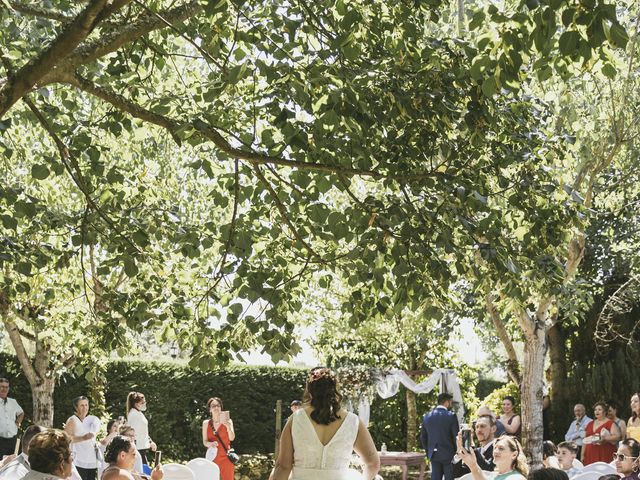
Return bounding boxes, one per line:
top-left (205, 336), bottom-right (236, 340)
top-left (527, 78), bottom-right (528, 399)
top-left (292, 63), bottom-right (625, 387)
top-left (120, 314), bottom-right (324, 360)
top-left (565, 416), bottom-right (592, 446)
top-left (420, 406), bottom-right (459, 480)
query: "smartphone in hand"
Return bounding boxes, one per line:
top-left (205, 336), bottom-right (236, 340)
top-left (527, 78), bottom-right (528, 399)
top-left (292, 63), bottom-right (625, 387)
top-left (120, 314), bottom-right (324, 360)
top-left (461, 429), bottom-right (472, 451)
top-left (220, 411), bottom-right (230, 424)
top-left (154, 450), bottom-right (162, 466)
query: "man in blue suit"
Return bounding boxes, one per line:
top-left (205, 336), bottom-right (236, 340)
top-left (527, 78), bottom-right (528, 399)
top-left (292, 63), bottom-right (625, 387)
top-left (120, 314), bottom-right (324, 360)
top-left (420, 392), bottom-right (459, 480)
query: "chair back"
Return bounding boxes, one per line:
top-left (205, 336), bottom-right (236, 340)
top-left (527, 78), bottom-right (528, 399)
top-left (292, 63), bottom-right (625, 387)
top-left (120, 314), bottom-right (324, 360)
top-left (162, 463), bottom-right (196, 480)
top-left (570, 471), bottom-right (610, 480)
top-left (186, 458), bottom-right (220, 480)
top-left (580, 462), bottom-right (616, 475)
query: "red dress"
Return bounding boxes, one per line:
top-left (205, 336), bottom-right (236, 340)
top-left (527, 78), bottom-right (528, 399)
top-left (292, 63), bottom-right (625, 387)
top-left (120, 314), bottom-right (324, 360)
top-left (207, 421), bottom-right (234, 480)
top-left (583, 419), bottom-right (616, 465)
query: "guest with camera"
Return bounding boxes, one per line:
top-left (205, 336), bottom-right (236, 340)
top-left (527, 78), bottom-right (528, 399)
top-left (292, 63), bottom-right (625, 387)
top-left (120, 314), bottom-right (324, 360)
top-left (202, 397), bottom-right (236, 480)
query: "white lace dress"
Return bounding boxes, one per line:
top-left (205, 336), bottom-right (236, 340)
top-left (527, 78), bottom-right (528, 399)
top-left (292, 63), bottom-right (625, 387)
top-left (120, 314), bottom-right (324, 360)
top-left (291, 409), bottom-right (363, 480)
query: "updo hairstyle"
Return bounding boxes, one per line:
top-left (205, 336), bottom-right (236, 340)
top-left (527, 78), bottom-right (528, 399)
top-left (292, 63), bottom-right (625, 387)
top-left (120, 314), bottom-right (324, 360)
top-left (302, 367), bottom-right (342, 425)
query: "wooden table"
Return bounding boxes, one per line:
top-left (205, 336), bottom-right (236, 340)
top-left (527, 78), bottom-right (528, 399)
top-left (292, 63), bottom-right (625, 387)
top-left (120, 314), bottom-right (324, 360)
top-left (379, 451), bottom-right (426, 480)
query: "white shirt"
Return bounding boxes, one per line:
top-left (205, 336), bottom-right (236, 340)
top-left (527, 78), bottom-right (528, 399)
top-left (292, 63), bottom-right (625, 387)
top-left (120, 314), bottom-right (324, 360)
top-left (0, 398), bottom-right (24, 438)
top-left (127, 409), bottom-right (150, 450)
top-left (0, 453), bottom-right (29, 479)
top-left (67, 415), bottom-right (101, 469)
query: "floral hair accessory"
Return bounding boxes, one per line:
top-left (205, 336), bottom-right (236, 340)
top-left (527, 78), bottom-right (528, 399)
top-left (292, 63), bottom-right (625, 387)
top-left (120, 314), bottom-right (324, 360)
top-left (309, 367), bottom-right (334, 382)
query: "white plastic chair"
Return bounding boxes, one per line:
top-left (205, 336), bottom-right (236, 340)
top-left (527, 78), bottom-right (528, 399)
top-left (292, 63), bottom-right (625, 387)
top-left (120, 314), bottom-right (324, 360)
top-left (458, 471), bottom-right (494, 480)
top-left (580, 462), bottom-right (616, 475)
top-left (570, 471), bottom-right (610, 480)
top-left (186, 458), bottom-right (220, 480)
top-left (162, 463), bottom-right (196, 480)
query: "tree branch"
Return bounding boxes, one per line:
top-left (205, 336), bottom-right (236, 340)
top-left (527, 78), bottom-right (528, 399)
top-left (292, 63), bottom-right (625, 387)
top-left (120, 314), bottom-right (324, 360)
top-left (1, 317), bottom-right (40, 386)
top-left (7, 1), bottom-right (73, 22)
top-left (23, 95), bottom-right (142, 254)
top-left (54, 0), bottom-right (203, 72)
top-left (0, 0), bottom-right (109, 119)
top-left (253, 164), bottom-right (324, 263)
top-left (485, 294), bottom-right (521, 385)
top-left (61, 72), bottom-right (436, 180)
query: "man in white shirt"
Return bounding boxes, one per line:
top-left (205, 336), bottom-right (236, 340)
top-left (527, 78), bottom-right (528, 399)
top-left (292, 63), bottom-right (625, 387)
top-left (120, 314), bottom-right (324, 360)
top-left (565, 404), bottom-right (591, 458)
top-left (0, 378), bottom-right (24, 458)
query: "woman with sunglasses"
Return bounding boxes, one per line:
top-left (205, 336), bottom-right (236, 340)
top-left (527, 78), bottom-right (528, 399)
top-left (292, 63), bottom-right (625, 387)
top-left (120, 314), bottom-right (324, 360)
top-left (458, 434), bottom-right (529, 480)
top-left (614, 439), bottom-right (640, 480)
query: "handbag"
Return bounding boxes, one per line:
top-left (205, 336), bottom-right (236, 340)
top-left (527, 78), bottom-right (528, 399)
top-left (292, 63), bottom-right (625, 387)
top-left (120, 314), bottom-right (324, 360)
top-left (210, 420), bottom-right (241, 465)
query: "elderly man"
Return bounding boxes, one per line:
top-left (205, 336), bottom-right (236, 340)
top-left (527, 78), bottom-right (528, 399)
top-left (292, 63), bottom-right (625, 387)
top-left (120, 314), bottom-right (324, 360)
top-left (0, 378), bottom-right (24, 458)
top-left (102, 435), bottom-right (163, 480)
top-left (565, 404), bottom-right (591, 458)
top-left (453, 415), bottom-right (497, 478)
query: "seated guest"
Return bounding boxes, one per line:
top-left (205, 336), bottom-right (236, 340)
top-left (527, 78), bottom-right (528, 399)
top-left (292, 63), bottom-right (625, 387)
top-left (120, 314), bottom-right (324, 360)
top-left (613, 438), bottom-right (640, 480)
top-left (453, 415), bottom-right (497, 478)
top-left (527, 468), bottom-right (569, 480)
top-left (101, 435), bottom-right (163, 480)
top-left (556, 441), bottom-right (583, 477)
top-left (477, 406), bottom-right (506, 437)
top-left (458, 435), bottom-right (529, 480)
top-left (543, 441), bottom-right (561, 469)
top-left (628, 394), bottom-right (640, 441)
top-left (118, 426), bottom-right (143, 474)
top-left (20, 429), bottom-right (74, 480)
top-left (0, 425), bottom-right (44, 479)
top-left (565, 404), bottom-right (591, 459)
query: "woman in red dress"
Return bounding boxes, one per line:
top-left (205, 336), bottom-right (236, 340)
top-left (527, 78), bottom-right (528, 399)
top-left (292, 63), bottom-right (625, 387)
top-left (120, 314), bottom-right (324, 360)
top-left (201, 397), bottom-right (236, 480)
top-left (583, 401), bottom-right (620, 465)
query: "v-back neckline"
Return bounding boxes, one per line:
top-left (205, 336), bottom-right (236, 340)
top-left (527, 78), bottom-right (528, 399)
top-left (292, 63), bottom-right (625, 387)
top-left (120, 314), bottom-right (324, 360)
top-left (301, 410), bottom-right (350, 447)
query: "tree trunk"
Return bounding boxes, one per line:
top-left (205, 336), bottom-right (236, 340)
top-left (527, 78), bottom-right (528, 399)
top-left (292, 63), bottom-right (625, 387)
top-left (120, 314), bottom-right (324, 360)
top-left (32, 378), bottom-right (56, 427)
top-left (547, 323), bottom-right (567, 441)
top-left (406, 388), bottom-right (417, 451)
top-left (521, 328), bottom-right (547, 469)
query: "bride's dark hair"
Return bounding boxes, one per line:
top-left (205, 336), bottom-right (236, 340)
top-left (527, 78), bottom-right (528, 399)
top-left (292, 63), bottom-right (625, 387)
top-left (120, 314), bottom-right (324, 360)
top-left (302, 367), bottom-right (343, 425)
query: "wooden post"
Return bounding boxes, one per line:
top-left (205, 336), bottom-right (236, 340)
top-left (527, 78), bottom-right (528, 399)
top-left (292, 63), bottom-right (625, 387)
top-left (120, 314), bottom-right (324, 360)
top-left (275, 399), bottom-right (282, 459)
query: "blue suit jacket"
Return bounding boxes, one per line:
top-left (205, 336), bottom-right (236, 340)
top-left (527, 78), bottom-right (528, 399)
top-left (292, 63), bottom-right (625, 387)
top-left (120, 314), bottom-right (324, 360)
top-left (420, 406), bottom-right (459, 462)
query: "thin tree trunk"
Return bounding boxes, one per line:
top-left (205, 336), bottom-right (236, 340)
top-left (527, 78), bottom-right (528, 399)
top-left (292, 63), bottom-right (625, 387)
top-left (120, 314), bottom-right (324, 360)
top-left (521, 328), bottom-right (547, 469)
top-left (406, 388), bottom-right (417, 451)
top-left (547, 323), bottom-right (567, 440)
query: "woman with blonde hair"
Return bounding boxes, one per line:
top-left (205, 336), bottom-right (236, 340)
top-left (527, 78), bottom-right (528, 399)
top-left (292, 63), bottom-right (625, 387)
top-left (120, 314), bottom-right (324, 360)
top-left (458, 435), bottom-right (529, 480)
top-left (627, 393), bottom-right (640, 441)
top-left (269, 367), bottom-right (379, 480)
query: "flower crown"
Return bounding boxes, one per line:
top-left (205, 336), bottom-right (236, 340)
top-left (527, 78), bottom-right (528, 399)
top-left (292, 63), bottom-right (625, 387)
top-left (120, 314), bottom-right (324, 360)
top-left (308, 367), bottom-right (335, 383)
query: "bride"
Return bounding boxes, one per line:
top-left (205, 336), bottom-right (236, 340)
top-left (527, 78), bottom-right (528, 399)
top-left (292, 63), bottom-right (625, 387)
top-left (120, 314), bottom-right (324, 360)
top-left (269, 367), bottom-right (380, 480)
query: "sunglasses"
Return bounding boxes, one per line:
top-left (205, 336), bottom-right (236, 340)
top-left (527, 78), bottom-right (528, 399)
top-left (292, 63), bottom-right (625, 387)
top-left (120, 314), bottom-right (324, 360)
top-left (613, 453), bottom-right (638, 462)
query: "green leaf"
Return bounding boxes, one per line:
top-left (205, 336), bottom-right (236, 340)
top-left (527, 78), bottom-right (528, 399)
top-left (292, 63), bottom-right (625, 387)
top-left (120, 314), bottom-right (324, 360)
top-left (31, 164), bottom-right (50, 180)
top-left (558, 31), bottom-right (580, 56)
top-left (481, 77), bottom-right (497, 97)
top-left (607, 23), bottom-right (629, 49)
top-left (124, 257), bottom-right (139, 278)
top-left (601, 63), bottom-right (617, 79)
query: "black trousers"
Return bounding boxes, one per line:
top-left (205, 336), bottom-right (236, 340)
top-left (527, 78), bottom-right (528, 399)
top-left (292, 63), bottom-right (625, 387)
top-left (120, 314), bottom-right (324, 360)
top-left (76, 466), bottom-right (97, 480)
top-left (138, 448), bottom-right (150, 465)
top-left (0, 436), bottom-right (17, 457)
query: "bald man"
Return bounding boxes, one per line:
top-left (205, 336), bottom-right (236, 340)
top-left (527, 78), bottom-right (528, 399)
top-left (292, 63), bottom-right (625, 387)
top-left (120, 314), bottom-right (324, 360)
top-left (565, 404), bottom-right (591, 458)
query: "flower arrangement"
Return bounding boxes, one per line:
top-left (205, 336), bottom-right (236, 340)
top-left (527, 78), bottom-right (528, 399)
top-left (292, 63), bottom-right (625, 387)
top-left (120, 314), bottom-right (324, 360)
top-left (336, 365), bottom-right (377, 401)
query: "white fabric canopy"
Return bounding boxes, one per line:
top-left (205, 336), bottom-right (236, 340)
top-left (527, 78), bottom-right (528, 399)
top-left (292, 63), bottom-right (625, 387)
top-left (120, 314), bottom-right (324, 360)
top-left (348, 368), bottom-right (465, 425)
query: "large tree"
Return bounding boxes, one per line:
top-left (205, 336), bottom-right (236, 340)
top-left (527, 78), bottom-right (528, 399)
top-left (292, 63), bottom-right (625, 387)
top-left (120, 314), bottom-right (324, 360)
top-left (0, 0), bottom-right (631, 465)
